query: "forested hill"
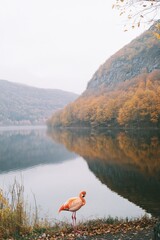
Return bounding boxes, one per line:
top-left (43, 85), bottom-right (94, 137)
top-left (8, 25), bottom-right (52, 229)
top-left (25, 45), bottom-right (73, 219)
top-left (48, 21), bottom-right (160, 128)
top-left (0, 80), bottom-right (78, 126)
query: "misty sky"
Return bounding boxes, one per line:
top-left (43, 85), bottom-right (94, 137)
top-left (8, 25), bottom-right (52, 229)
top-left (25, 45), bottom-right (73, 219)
top-left (0, 0), bottom-right (149, 94)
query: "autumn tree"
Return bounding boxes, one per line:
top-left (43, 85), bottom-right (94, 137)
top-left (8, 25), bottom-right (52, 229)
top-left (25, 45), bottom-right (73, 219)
top-left (113, 0), bottom-right (160, 38)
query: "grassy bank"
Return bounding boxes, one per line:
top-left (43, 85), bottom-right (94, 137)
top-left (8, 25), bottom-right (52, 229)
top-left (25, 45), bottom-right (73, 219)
top-left (0, 181), bottom-right (159, 239)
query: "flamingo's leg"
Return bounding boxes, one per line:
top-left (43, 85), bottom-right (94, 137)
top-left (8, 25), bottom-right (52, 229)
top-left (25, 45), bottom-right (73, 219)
top-left (73, 212), bottom-right (81, 234)
top-left (72, 212), bottom-right (76, 227)
top-left (74, 212), bottom-right (76, 226)
top-left (72, 212), bottom-right (77, 231)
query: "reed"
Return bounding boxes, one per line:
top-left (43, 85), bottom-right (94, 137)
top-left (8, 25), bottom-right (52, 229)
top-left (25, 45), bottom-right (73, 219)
top-left (0, 179), bottom-right (44, 239)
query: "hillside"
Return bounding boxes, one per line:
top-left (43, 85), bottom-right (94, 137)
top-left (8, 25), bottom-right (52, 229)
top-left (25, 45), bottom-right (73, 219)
top-left (0, 80), bottom-right (78, 126)
top-left (48, 21), bottom-right (160, 128)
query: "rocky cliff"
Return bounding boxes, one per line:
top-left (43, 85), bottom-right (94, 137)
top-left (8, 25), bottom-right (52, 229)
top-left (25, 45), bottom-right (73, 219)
top-left (87, 22), bottom-right (160, 92)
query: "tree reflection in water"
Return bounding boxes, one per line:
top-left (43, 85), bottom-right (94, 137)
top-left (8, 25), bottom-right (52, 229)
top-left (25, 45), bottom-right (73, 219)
top-left (48, 128), bottom-right (160, 217)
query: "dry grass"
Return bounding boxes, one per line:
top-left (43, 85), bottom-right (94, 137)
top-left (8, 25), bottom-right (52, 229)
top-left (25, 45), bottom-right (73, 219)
top-left (0, 179), bottom-right (51, 239)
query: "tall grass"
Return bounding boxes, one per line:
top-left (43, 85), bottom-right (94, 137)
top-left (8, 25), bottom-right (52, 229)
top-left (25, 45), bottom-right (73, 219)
top-left (0, 180), bottom-right (69, 239)
top-left (0, 179), bottom-right (39, 239)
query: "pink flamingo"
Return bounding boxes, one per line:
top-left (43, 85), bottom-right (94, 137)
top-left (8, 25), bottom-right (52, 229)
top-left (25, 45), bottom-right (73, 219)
top-left (58, 191), bottom-right (86, 227)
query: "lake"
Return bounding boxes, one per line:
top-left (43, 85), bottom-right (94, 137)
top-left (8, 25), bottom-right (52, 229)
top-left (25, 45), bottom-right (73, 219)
top-left (0, 126), bottom-right (160, 224)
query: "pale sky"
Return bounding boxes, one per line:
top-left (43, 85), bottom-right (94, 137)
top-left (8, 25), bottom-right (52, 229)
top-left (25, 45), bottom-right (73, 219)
top-left (0, 0), bottom-right (149, 94)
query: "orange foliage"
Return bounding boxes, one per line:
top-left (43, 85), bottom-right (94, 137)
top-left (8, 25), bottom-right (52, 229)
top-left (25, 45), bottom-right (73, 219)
top-left (48, 129), bottom-right (160, 178)
top-left (47, 70), bottom-right (160, 128)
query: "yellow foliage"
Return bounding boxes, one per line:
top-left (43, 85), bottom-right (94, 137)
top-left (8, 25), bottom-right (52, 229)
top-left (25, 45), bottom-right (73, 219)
top-left (48, 129), bottom-right (160, 178)
top-left (153, 23), bottom-right (160, 40)
top-left (153, 32), bottom-right (160, 40)
top-left (48, 70), bottom-right (160, 128)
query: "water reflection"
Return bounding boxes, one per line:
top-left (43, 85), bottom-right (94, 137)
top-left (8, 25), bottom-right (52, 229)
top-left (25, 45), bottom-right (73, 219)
top-left (0, 127), bottom-right (76, 173)
top-left (48, 128), bottom-right (160, 217)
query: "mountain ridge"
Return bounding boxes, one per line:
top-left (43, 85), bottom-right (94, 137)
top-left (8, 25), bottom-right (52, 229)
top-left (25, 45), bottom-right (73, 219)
top-left (0, 79), bottom-right (78, 126)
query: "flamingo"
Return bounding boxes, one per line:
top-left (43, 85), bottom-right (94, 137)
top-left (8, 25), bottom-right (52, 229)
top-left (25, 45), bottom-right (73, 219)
top-left (58, 191), bottom-right (86, 227)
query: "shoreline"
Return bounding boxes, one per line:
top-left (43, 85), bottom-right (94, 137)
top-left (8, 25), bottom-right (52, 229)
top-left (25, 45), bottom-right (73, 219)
top-left (6, 216), bottom-right (159, 240)
top-left (0, 124), bottom-right (47, 132)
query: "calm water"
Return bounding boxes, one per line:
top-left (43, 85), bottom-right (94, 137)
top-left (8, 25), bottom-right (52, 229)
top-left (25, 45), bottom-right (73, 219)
top-left (0, 126), bottom-right (160, 223)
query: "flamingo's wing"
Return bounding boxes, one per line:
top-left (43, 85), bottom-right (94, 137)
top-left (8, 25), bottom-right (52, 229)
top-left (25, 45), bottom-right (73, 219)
top-left (59, 197), bottom-right (82, 212)
top-left (67, 197), bottom-right (83, 211)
